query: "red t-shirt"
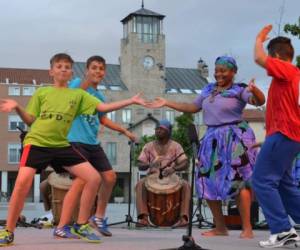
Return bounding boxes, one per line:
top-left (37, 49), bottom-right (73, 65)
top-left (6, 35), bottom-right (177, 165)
top-left (265, 56), bottom-right (300, 142)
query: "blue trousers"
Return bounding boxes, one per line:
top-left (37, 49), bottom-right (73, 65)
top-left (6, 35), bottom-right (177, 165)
top-left (252, 132), bottom-right (300, 234)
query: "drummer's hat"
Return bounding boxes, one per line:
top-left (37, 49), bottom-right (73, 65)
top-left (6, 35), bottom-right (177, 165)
top-left (157, 119), bottom-right (172, 135)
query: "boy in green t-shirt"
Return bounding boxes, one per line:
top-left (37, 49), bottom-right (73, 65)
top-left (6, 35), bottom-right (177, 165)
top-left (0, 53), bottom-right (146, 246)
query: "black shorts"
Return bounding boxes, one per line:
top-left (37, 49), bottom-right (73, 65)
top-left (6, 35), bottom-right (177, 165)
top-left (71, 142), bottom-right (112, 172)
top-left (20, 144), bottom-right (87, 173)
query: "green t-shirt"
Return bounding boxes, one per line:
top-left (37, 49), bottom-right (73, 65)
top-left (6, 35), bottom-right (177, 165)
top-left (24, 86), bottom-right (100, 147)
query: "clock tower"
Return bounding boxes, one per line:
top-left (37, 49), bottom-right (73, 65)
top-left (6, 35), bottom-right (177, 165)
top-left (120, 3), bottom-right (166, 95)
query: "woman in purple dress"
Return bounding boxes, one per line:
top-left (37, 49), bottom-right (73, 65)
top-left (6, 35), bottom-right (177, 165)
top-left (149, 56), bottom-right (265, 238)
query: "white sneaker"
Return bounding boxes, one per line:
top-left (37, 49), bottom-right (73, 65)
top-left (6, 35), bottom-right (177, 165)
top-left (259, 228), bottom-right (300, 248)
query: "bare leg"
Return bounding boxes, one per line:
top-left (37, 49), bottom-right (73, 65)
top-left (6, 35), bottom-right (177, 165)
top-left (236, 188), bottom-right (253, 239)
top-left (6, 167), bottom-right (36, 232)
top-left (57, 178), bottom-right (85, 228)
top-left (67, 162), bottom-right (101, 224)
top-left (95, 170), bottom-right (116, 218)
top-left (202, 200), bottom-right (228, 236)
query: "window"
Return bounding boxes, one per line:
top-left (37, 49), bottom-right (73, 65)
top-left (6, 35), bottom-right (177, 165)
top-left (8, 86), bottom-right (20, 96)
top-left (179, 88), bottom-right (193, 94)
top-left (135, 16), bottom-right (159, 43)
top-left (106, 142), bottom-right (117, 165)
top-left (109, 86), bottom-right (122, 91)
top-left (23, 86), bottom-right (35, 96)
top-left (194, 112), bottom-right (203, 125)
top-left (166, 88), bottom-right (178, 94)
top-left (122, 109), bottom-right (132, 123)
top-left (107, 111), bottom-right (116, 122)
top-left (97, 85), bottom-right (106, 90)
top-left (166, 110), bottom-right (175, 124)
top-left (8, 115), bottom-right (26, 131)
top-left (8, 143), bottom-right (21, 164)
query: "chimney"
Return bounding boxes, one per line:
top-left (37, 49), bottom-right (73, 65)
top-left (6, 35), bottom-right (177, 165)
top-left (197, 58), bottom-right (209, 78)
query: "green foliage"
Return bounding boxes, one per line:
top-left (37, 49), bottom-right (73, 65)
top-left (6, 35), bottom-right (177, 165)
top-left (296, 56), bottom-right (300, 69)
top-left (284, 24), bottom-right (300, 38)
top-left (284, 17), bottom-right (300, 68)
top-left (171, 113), bottom-right (194, 159)
top-left (133, 134), bottom-right (156, 165)
top-left (133, 113), bottom-right (195, 164)
top-left (112, 185), bottom-right (123, 197)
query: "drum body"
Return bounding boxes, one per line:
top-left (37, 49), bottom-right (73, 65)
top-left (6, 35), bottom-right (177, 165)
top-left (145, 173), bottom-right (182, 226)
top-left (48, 172), bottom-right (79, 225)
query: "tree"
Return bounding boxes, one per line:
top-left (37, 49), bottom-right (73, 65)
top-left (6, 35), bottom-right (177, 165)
top-left (134, 113), bottom-right (195, 164)
top-left (284, 17), bottom-right (300, 68)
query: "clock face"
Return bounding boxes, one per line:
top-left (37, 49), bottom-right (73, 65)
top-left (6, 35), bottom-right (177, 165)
top-left (143, 56), bottom-right (154, 70)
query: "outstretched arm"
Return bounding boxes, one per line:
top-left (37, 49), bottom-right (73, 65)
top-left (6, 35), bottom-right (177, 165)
top-left (0, 99), bottom-right (35, 126)
top-left (254, 24), bottom-right (272, 68)
top-left (100, 116), bottom-right (137, 142)
top-left (147, 97), bottom-right (200, 113)
top-left (247, 79), bottom-right (266, 106)
top-left (96, 93), bottom-right (146, 112)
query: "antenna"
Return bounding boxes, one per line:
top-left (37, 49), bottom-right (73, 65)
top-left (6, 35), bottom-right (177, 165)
top-left (276, 0), bottom-right (286, 36)
top-left (141, 0), bottom-right (144, 8)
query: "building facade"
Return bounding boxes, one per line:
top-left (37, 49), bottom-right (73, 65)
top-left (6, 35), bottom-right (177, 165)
top-left (0, 5), bottom-right (213, 202)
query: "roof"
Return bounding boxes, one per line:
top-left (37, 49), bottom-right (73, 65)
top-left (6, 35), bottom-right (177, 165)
top-left (73, 63), bottom-right (208, 93)
top-left (127, 113), bottom-right (159, 130)
top-left (121, 8), bottom-right (165, 23)
top-left (73, 63), bottom-right (128, 91)
top-left (0, 68), bottom-right (51, 85)
top-left (242, 109), bottom-right (265, 122)
top-left (165, 67), bottom-right (207, 93)
top-left (0, 64), bottom-right (208, 93)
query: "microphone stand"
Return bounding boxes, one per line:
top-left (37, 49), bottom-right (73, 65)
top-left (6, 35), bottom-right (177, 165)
top-left (108, 141), bottom-right (139, 227)
top-left (177, 124), bottom-right (208, 250)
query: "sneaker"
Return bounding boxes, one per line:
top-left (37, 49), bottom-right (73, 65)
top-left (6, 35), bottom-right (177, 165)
top-left (71, 223), bottom-right (101, 243)
top-left (53, 225), bottom-right (80, 239)
top-left (259, 228), bottom-right (300, 248)
top-left (89, 216), bottom-right (112, 237)
top-left (0, 229), bottom-right (14, 246)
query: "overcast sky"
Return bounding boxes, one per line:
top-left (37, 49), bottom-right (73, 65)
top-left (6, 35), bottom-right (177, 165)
top-left (0, 0), bottom-right (299, 93)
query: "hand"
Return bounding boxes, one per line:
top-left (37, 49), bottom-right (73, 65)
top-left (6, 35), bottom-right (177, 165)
top-left (124, 130), bottom-right (137, 142)
top-left (251, 142), bottom-right (263, 149)
top-left (162, 166), bottom-right (175, 177)
top-left (145, 97), bottom-right (166, 109)
top-left (149, 167), bottom-right (159, 175)
top-left (149, 156), bottom-right (163, 169)
top-left (247, 78), bottom-right (256, 92)
top-left (256, 24), bottom-right (272, 43)
top-left (0, 99), bottom-right (18, 112)
top-left (131, 93), bottom-right (146, 106)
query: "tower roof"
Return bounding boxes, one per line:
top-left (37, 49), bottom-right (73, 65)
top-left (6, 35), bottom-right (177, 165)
top-left (121, 7), bottom-right (165, 23)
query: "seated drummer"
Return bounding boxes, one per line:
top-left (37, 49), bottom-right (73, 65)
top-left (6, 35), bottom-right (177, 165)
top-left (135, 119), bottom-right (190, 227)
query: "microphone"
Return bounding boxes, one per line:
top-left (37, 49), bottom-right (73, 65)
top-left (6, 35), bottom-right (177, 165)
top-left (187, 124), bottom-right (199, 160)
top-left (187, 124), bottom-right (199, 147)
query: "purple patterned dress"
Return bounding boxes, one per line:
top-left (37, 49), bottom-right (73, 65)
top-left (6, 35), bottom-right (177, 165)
top-left (193, 83), bottom-right (258, 200)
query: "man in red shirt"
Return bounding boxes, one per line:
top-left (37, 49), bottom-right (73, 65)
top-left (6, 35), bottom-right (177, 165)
top-left (252, 24), bottom-right (300, 248)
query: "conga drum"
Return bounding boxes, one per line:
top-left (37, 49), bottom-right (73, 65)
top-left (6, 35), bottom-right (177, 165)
top-left (145, 172), bottom-right (182, 226)
top-left (47, 172), bottom-right (79, 225)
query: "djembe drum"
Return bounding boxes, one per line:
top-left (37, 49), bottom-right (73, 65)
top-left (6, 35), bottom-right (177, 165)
top-left (47, 172), bottom-right (80, 225)
top-left (145, 172), bottom-right (182, 226)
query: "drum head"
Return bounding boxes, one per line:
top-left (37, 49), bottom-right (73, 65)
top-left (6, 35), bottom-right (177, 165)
top-left (145, 173), bottom-right (182, 194)
top-left (48, 172), bottom-right (72, 190)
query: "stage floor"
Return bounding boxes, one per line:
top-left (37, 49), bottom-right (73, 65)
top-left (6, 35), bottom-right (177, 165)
top-left (8, 227), bottom-right (276, 250)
